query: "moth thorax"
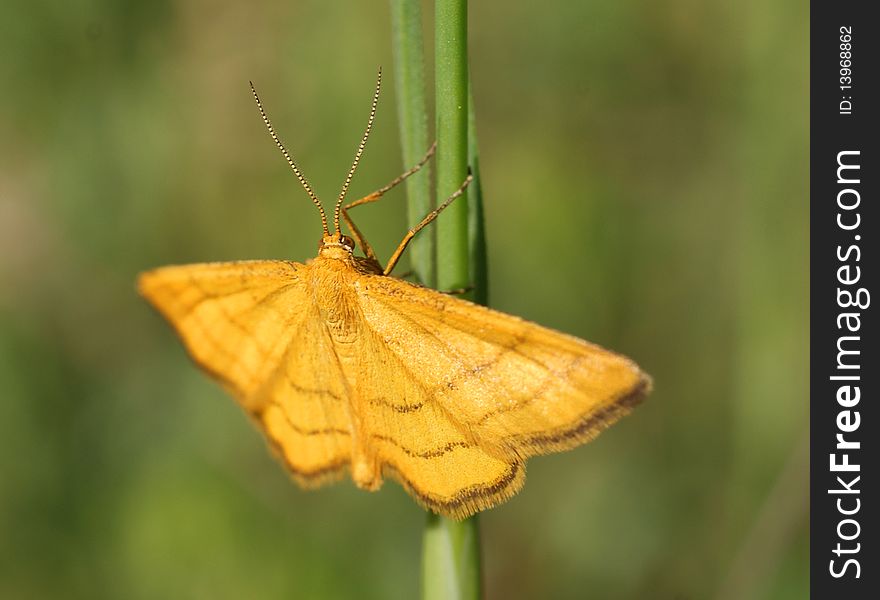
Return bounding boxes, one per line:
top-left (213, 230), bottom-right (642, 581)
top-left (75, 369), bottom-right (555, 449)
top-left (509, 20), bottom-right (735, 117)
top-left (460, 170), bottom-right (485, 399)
top-left (314, 279), bottom-right (357, 337)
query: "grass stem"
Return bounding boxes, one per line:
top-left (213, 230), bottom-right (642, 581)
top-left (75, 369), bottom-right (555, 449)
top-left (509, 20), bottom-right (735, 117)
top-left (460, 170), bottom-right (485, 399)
top-left (391, 1), bottom-right (483, 597)
top-left (390, 0), bottom-right (434, 287)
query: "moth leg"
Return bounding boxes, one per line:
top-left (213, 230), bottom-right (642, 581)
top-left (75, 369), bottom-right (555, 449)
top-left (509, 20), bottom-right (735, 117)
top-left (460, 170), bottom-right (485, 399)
top-left (383, 170), bottom-right (474, 276)
top-left (342, 142), bottom-right (437, 262)
top-left (442, 284), bottom-right (474, 296)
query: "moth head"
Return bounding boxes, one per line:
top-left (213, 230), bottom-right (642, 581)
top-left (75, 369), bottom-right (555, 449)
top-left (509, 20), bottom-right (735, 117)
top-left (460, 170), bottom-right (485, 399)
top-left (319, 232), bottom-right (356, 259)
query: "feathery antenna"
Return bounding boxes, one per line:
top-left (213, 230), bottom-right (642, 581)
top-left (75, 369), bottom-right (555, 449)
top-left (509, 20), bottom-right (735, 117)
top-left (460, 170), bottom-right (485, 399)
top-left (250, 81), bottom-right (330, 236)
top-left (333, 68), bottom-right (382, 234)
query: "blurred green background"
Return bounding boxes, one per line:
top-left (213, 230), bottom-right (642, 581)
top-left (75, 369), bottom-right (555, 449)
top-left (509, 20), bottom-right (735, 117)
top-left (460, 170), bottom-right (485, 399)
top-left (0, 0), bottom-right (808, 598)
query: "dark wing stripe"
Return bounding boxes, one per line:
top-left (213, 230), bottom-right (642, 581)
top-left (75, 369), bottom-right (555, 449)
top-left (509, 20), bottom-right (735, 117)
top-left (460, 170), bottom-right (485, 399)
top-left (263, 399), bottom-right (350, 437)
top-left (475, 354), bottom-right (586, 425)
top-left (371, 434), bottom-right (471, 459)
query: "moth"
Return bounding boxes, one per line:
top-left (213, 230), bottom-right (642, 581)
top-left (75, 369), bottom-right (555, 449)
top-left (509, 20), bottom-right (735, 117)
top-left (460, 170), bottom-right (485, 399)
top-left (138, 72), bottom-right (651, 519)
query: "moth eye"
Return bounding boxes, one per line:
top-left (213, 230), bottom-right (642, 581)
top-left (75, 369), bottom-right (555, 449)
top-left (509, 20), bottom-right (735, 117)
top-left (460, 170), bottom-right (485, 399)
top-left (341, 236), bottom-right (355, 251)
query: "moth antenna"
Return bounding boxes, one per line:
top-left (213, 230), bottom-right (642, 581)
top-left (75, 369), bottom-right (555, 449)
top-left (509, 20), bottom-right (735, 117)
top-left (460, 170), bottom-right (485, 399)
top-left (250, 81), bottom-right (329, 236)
top-left (333, 67), bottom-right (381, 234)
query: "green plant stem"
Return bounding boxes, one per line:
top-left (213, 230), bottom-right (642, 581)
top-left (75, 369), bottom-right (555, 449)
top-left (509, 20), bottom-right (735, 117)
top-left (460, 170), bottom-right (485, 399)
top-left (423, 1), bottom-right (482, 600)
top-left (422, 512), bottom-right (482, 600)
top-left (391, 1), bottom-right (482, 597)
top-left (466, 88), bottom-right (487, 306)
top-left (434, 0), bottom-right (470, 295)
top-left (390, 0), bottom-right (434, 287)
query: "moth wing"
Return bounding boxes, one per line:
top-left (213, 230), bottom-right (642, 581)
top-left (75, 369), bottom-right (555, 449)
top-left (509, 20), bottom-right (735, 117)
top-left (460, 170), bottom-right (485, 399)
top-left (138, 260), bottom-right (352, 484)
top-left (340, 303), bottom-right (523, 519)
top-left (353, 274), bottom-right (650, 518)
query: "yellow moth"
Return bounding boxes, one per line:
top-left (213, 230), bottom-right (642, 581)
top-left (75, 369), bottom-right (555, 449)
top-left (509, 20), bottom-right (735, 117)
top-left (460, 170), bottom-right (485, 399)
top-left (138, 72), bottom-right (651, 520)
